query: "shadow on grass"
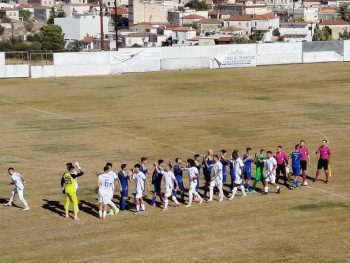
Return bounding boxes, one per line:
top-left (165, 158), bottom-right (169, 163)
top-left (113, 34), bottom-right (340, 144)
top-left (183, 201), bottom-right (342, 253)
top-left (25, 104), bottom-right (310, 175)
top-left (42, 199), bottom-right (65, 217)
top-left (292, 201), bottom-right (349, 211)
top-left (79, 200), bottom-right (99, 218)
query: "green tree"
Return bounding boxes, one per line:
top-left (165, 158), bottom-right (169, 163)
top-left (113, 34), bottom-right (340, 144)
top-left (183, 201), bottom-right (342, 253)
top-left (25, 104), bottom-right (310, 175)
top-left (0, 24), bottom-right (4, 36)
top-left (184, 0), bottom-right (208, 10)
top-left (40, 24), bottom-right (66, 50)
top-left (313, 26), bottom-right (332, 41)
top-left (249, 32), bottom-right (263, 43)
top-left (19, 10), bottom-right (31, 22)
top-left (47, 7), bottom-right (66, 24)
top-left (231, 35), bottom-right (250, 44)
top-left (339, 29), bottom-right (350, 39)
top-left (66, 40), bottom-right (82, 51)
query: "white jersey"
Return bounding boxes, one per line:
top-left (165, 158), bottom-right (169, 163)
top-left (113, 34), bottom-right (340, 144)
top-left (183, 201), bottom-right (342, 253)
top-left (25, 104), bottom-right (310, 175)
top-left (161, 171), bottom-right (176, 190)
top-left (11, 172), bottom-right (24, 190)
top-left (212, 161), bottom-right (223, 181)
top-left (231, 158), bottom-right (244, 177)
top-left (108, 170), bottom-right (118, 190)
top-left (132, 171), bottom-right (146, 192)
top-left (265, 157), bottom-right (277, 175)
top-left (98, 173), bottom-right (114, 194)
top-left (185, 167), bottom-right (199, 184)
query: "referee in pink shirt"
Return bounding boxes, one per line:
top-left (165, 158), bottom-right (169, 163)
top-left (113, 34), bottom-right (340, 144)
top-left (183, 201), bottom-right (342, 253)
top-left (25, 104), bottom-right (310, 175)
top-left (299, 140), bottom-right (310, 186)
top-left (274, 146), bottom-right (289, 186)
top-left (314, 139), bottom-right (331, 184)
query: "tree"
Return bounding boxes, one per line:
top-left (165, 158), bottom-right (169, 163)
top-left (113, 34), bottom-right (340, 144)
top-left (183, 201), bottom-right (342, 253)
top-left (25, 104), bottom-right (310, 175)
top-left (1, 16), bottom-right (12, 23)
top-left (249, 32), bottom-right (263, 43)
top-left (24, 21), bottom-right (34, 32)
top-left (0, 24), bottom-right (4, 36)
top-left (313, 26), bottom-right (332, 41)
top-left (19, 10), bottom-right (31, 22)
top-left (339, 29), bottom-right (350, 40)
top-left (184, 0), bottom-right (208, 10)
top-left (40, 24), bottom-right (66, 50)
top-left (231, 35), bottom-right (250, 44)
top-left (47, 7), bottom-right (66, 24)
top-left (66, 40), bottom-right (82, 51)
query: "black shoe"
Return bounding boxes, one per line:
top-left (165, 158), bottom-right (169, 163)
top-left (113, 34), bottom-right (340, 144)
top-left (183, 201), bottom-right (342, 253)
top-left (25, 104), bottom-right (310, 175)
top-left (325, 180), bottom-right (329, 184)
top-left (276, 188), bottom-right (281, 194)
top-left (262, 192), bottom-right (268, 195)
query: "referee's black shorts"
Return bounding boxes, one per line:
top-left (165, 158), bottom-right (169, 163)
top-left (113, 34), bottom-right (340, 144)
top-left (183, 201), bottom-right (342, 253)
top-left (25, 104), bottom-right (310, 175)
top-left (276, 164), bottom-right (286, 175)
top-left (300, 160), bottom-right (307, 171)
top-left (317, 159), bottom-right (329, 170)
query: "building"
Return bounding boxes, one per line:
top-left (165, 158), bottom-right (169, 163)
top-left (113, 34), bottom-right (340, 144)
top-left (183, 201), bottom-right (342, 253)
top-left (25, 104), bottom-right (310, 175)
top-left (217, 3), bottom-right (244, 16)
top-left (182, 13), bottom-right (206, 25)
top-left (251, 12), bottom-right (279, 41)
top-left (0, 8), bottom-right (20, 21)
top-left (171, 26), bottom-right (197, 46)
top-left (319, 19), bottom-right (350, 39)
top-left (128, 0), bottom-right (168, 26)
top-left (62, 3), bottom-right (96, 18)
top-left (224, 14), bottom-right (252, 35)
top-left (289, 7), bottom-right (319, 22)
top-left (123, 32), bottom-right (166, 47)
top-left (197, 18), bottom-right (223, 35)
top-left (130, 22), bottom-right (158, 33)
top-left (279, 22), bottom-right (314, 41)
top-left (302, 0), bottom-right (322, 8)
top-left (220, 25), bottom-right (244, 35)
top-left (318, 7), bottom-right (337, 21)
top-left (28, 0), bottom-right (56, 7)
top-left (33, 6), bottom-right (51, 21)
top-left (54, 14), bottom-right (109, 40)
top-left (168, 10), bottom-right (209, 25)
top-left (264, 0), bottom-right (294, 10)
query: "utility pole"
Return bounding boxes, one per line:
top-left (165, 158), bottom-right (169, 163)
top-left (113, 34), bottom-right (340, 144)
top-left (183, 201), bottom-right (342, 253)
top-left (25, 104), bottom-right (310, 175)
top-left (99, 0), bottom-right (105, 50)
top-left (114, 0), bottom-right (119, 50)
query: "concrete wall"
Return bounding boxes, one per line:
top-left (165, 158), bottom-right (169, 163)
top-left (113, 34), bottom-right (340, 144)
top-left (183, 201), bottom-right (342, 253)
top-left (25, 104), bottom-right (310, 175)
top-left (344, 40), bottom-right (350, 61)
top-left (257, 43), bottom-right (303, 65)
top-left (31, 65), bottom-right (55, 78)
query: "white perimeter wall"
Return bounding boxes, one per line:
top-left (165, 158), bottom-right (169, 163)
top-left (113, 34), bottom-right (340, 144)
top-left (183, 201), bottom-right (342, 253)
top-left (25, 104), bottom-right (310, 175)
top-left (1, 41), bottom-right (349, 79)
top-left (257, 42), bottom-right (303, 65)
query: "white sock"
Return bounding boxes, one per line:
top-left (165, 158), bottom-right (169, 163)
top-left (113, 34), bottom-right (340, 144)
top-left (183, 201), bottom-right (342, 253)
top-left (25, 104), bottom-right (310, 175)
top-left (209, 187), bottom-right (213, 200)
top-left (109, 201), bottom-right (117, 211)
top-left (264, 186), bottom-right (268, 193)
top-left (232, 187), bottom-right (238, 198)
top-left (276, 185), bottom-right (280, 190)
top-left (99, 210), bottom-right (102, 218)
top-left (136, 204), bottom-right (140, 212)
top-left (240, 185), bottom-right (246, 196)
top-left (102, 210), bottom-right (107, 218)
top-left (164, 199), bottom-right (168, 209)
top-left (141, 204), bottom-right (145, 211)
top-left (188, 192), bottom-right (193, 205)
top-left (171, 195), bottom-right (179, 205)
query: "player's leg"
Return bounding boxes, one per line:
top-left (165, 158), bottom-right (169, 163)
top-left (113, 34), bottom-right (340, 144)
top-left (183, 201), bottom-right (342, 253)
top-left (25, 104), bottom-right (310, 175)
top-left (64, 193), bottom-right (72, 219)
top-left (270, 174), bottom-right (280, 193)
top-left (207, 181), bottom-right (215, 202)
top-left (178, 180), bottom-right (185, 202)
top-left (4, 187), bottom-right (16, 206)
top-left (252, 168), bottom-right (262, 192)
top-left (171, 193), bottom-right (180, 207)
top-left (229, 183), bottom-right (238, 200)
top-left (315, 160), bottom-right (322, 182)
top-left (240, 183), bottom-right (247, 197)
top-left (140, 197), bottom-right (146, 212)
top-left (71, 192), bottom-right (79, 220)
top-left (120, 188), bottom-right (128, 211)
top-left (18, 189), bottom-right (30, 210)
top-left (187, 188), bottom-right (193, 207)
top-left (324, 160), bottom-right (329, 183)
top-left (203, 171), bottom-right (211, 196)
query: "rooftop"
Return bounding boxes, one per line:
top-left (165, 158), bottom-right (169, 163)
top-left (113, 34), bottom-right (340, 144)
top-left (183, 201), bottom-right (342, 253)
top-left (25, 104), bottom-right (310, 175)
top-left (182, 14), bottom-right (206, 20)
top-left (197, 18), bottom-right (223, 24)
top-left (319, 19), bottom-right (350, 25)
top-left (173, 26), bottom-right (196, 32)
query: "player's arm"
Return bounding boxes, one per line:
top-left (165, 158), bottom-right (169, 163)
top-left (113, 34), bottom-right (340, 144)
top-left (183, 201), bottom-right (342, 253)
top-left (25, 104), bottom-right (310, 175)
top-left (72, 171), bottom-right (84, 179)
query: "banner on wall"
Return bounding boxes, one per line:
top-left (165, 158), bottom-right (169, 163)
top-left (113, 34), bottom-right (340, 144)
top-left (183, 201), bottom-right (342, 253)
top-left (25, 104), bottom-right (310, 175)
top-left (209, 44), bottom-right (257, 68)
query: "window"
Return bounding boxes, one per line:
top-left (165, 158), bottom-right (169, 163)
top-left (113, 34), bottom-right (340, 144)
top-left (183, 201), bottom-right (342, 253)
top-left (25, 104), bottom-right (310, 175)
top-left (239, 22), bottom-right (241, 26)
top-left (246, 22), bottom-right (249, 27)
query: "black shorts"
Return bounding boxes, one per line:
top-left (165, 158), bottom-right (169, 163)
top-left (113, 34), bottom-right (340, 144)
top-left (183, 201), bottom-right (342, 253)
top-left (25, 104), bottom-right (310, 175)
top-left (317, 159), bottom-right (329, 170)
top-left (300, 160), bottom-right (307, 171)
top-left (276, 164), bottom-right (286, 176)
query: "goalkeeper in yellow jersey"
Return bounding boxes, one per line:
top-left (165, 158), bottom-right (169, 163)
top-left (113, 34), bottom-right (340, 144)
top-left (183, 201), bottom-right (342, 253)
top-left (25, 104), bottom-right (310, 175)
top-left (61, 163), bottom-right (84, 220)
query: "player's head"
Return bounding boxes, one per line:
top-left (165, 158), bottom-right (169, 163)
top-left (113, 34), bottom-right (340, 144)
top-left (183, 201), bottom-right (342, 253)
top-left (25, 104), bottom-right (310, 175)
top-left (277, 146), bottom-right (282, 152)
top-left (207, 148), bottom-right (213, 156)
top-left (165, 162), bottom-right (172, 171)
top-left (213, 154), bottom-right (219, 162)
top-left (158, 159), bottom-right (164, 166)
top-left (266, 151), bottom-right (273, 157)
top-left (246, 147), bottom-right (252, 154)
top-left (175, 158), bottom-right (182, 164)
top-left (260, 149), bottom-right (265, 154)
top-left (103, 166), bottom-right (109, 172)
top-left (220, 149), bottom-right (227, 156)
top-left (121, 163), bottom-right (127, 171)
top-left (295, 144), bottom-right (300, 150)
top-left (8, 167), bottom-right (14, 175)
top-left (194, 154), bottom-right (200, 160)
top-left (187, 159), bottom-right (196, 167)
top-left (141, 157), bottom-right (147, 164)
top-left (106, 162), bottom-right (113, 169)
top-left (232, 150), bottom-right (239, 158)
top-left (322, 139), bottom-right (327, 145)
top-left (134, 163), bottom-right (141, 172)
top-left (300, 140), bottom-right (305, 146)
top-left (66, 163), bottom-right (75, 171)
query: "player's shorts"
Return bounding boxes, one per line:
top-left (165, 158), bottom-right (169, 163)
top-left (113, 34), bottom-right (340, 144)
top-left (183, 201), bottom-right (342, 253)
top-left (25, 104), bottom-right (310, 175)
top-left (204, 169), bottom-right (211, 183)
top-left (234, 175), bottom-right (242, 185)
top-left (292, 166), bottom-right (301, 176)
top-left (153, 181), bottom-right (161, 193)
top-left (276, 164), bottom-right (286, 175)
top-left (300, 160), bottom-right (307, 171)
top-left (244, 170), bottom-right (252, 180)
top-left (98, 192), bottom-right (113, 204)
top-left (121, 187), bottom-right (128, 197)
top-left (265, 173), bottom-right (276, 184)
top-left (210, 179), bottom-right (223, 189)
top-left (135, 190), bottom-right (143, 199)
top-left (317, 159), bottom-right (329, 170)
top-left (189, 182), bottom-right (197, 193)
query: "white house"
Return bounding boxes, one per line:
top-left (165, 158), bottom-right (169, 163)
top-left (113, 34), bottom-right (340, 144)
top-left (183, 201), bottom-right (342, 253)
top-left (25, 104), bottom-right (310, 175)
top-left (224, 15), bottom-right (252, 35)
top-left (279, 22), bottom-right (314, 42)
top-left (0, 8), bottom-right (20, 21)
top-left (172, 26), bottom-right (197, 46)
top-left (251, 12), bottom-right (280, 41)
top-left (55, 14), bottom-right (109, 40)
top-left (123, 32), bottom-right (166, 47)
top-left (288, 7), bottom-right (319, 22)
top-left (62, 3), bottom-right (96, 18)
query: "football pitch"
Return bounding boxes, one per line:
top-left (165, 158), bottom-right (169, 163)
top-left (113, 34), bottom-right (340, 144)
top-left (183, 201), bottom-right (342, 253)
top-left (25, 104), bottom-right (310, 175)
top-left (0, 63), bottom-right (349, 263)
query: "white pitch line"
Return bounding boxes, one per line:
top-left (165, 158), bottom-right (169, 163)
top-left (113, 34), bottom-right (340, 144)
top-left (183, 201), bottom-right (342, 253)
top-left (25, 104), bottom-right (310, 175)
top-left (307, 185), bottom-right (350, 200)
